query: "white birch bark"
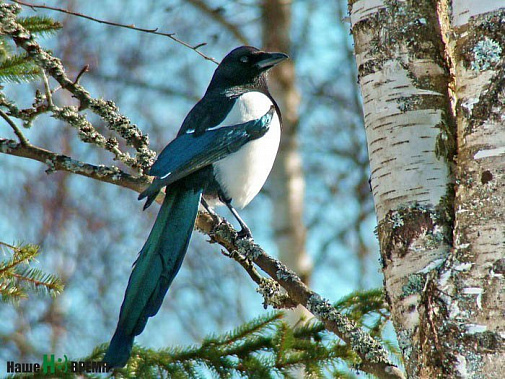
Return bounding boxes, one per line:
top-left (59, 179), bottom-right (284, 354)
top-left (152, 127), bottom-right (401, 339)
top-left (438, 1), bottom-right (505, 377)
top-left (350, 0), bottom-right (453, 376)
top-left (350, 0), bottom-right (505, 376)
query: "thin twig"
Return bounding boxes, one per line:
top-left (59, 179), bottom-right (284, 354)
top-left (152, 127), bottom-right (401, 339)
top-left (225, 249), bottom-right (264, 286)
top-left (0, 241), bottom-right (18, 251)
top-left (0, 109), bottom-right (29, 145)
top-left (74, 64), bottom-right (89, 84)
top-left (0, 138), bottom-right (149, 193)
top-left (11, 0), bottom-right (219, 64)
top-left (186, 0), bottom-right (249, 45)
top-left (41, 70), bottom-right (53, 108)
top-left (11, 272), bottom-right (56, 289)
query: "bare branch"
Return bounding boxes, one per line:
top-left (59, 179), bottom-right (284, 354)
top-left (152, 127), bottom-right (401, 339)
top-left (186, 0), bottom-right (249, 45)
top-left (0, 90), bottom-right (49, 128)
top-left (11, 0), bottom-right (219, 64)
top-left (88, 72), bottom-right (200, 101)
top-left (51, 105), bottom-right (139, 168)
top-left (1, 88), bottom-right (137, 174)
top-left (74, 64), bottom-right (89, 85)
top-left (0, 138), bottom-right (148, 193)
top-left (195, 213), bottom-right (405, 379)
top-left (0, 109), bottom-right (29, 145)
top-left (40, 70), bottom-right (53, 108)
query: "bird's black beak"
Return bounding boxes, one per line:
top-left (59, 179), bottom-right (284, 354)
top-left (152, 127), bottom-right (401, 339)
top-left (255, 51), bottom-right (289, 70)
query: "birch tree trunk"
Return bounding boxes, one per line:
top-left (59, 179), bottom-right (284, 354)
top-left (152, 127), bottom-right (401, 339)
top-left (349, 0), bottom-right (505, 377)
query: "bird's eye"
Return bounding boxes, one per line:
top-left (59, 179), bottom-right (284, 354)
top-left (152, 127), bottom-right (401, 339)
top-left (240, 56), bottom-right (249, 63)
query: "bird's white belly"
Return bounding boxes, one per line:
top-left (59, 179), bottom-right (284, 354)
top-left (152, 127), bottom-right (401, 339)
top-left (213, 92), bottom-right (281, 208)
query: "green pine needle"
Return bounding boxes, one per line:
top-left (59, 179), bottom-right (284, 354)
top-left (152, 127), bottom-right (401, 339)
top-left (331, 368), bottom-right (359, 378)
top-left (0, 15), bottom-right (60, 83)
top-left (13, 266), bottom-right (64, 297)
top-left (335, 288), bottom-right (388, 323)
top-left (75, 311), bottom-right (365, 378)
top-left (21, 291), bottom-right (395, 377)
top-left (0, 241), bottom-right (64, 303)
top-left (218, 311), bottom-right (282, 346)
top-left (0, 37), bottom-right (14, 61)
top-left (0, 53), bottom-right (42, 83)
top-left (18, 16), bottom-right (62, 37)
top-left (0, 241), bottom-right (39, 272)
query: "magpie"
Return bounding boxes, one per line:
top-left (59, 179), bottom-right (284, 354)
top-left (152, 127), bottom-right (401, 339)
top-left (103, 46), bottom-right (287, 367)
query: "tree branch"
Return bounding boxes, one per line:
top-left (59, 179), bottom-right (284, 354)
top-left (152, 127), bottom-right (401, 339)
top-left (0, 109), bottom-right (29, 145)
top-left (10, 0), bottom-right (219, 64)
top-left (186, 0), bottom-right (249, 45)
top-left (0, 3), bottom-right (156, 172)
top-left (197, 213), bottom-right (405, 379)
top-left (88, 72), bottom-right (200, 101)
top-left (0, 138), bottom-right (149, 192)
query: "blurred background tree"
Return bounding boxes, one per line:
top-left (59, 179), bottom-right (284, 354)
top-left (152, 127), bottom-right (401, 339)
top-left (0, 0), bottom-right (387, 375)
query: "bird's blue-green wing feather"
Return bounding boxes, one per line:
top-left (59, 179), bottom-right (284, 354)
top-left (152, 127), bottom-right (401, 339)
top-left (139, 106), bottom-right (274, 207)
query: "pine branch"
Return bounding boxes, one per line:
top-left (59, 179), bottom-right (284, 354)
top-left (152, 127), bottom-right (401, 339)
top-left (70, 312), bottom-right (367, 378)
top-left (0, 16), bottom-right (60, 84)
top-left (0, 241), bottom-right (39, 272)
top-left (11, 267), bottom-right (63, 297)
top-left (0, 53), bottom-right (41, 83)
top-left (215, 312), bottom-right (282, 346)
top-left (0, 241), bottom-right (64, 303)
top-left (0, 36), bottom-right (14, 60)
top-left (17, 15), bottom-right (62, 36)
top-left (335, 288), bottom-right (388, 324)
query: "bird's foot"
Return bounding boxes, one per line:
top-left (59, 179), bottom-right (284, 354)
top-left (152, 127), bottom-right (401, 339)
top-left (206, 208), bottom-right (220, 224)
top-left (201, 198), bottom-right (220, 223)
top-left (237, 226), bottom-right (253, 240)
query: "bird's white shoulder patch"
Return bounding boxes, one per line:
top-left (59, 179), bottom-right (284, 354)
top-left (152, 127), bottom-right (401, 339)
top-left (205, 91), bottom-right (273, 130)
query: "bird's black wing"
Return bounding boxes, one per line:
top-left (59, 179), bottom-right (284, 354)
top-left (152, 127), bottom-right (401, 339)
top-left (139, 106), bottom-right (275, 208)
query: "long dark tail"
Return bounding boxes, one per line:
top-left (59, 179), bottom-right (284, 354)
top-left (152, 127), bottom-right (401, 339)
top-left (103, 182), bottom-right (202, 368)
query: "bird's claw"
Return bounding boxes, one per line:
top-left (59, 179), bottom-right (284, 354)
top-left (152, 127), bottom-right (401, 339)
top-left (237, 227), bottom-right (253, 240)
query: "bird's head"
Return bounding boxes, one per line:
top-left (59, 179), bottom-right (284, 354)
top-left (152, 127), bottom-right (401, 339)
top-left (209, 46), bottom-right (288, 91)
